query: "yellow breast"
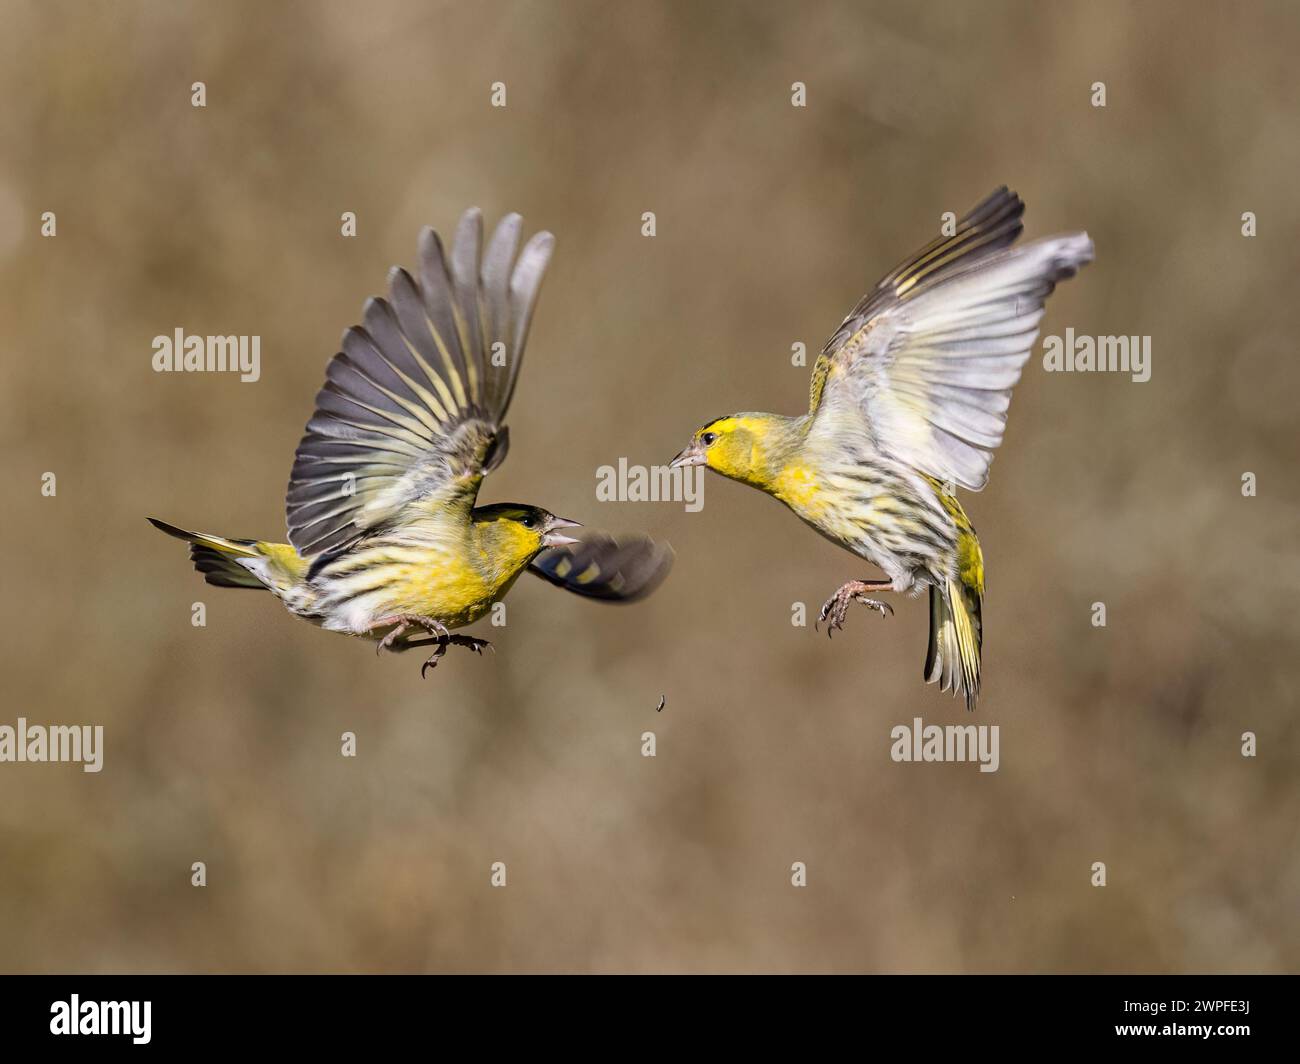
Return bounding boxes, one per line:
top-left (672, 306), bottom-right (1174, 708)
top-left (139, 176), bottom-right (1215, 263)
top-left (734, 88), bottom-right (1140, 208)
top-left (773, 463), bottom-right (827, 518)
top-left (384, 556), bottom-right (501, 628)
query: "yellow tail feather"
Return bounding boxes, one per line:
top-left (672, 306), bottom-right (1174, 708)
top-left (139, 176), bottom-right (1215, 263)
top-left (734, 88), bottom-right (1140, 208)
top-left (926, 577), bottom-right (983, 712)
top-left (148, 517), bottom-right (292, 591)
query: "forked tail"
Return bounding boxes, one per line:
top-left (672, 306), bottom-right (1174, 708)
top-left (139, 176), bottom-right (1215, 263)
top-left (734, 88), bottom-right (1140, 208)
top-left (147, 517), bottom-right (306, 593)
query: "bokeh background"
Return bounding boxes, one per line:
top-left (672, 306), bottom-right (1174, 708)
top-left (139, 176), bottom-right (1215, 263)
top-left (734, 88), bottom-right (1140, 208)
top-left (1, 0), bottom-right (1297, 973)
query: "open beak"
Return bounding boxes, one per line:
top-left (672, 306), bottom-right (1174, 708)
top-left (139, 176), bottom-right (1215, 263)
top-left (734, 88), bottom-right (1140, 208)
top-left (670, 442), bottom-right (705, 469)
top-left (541, 517), bottom-right (582, 548)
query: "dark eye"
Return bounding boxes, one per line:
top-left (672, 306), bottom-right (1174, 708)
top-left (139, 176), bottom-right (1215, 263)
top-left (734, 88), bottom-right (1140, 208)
top-left (520, 515), bottom-right (536, 529)
top-left (701, 432), bottom-right (718, 446)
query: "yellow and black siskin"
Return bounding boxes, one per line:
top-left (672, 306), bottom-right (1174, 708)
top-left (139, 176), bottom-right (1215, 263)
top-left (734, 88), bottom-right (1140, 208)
top-left (152, 210), bottom-right (672, 676)
top-left (671, 188), bottom-right (1092, 710)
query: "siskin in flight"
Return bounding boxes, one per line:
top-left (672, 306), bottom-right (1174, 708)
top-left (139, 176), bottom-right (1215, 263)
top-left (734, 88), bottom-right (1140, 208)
top-left (671, 188), bottom-right (1092, 710)
top-left (152, 210), bottom-right (672, 676)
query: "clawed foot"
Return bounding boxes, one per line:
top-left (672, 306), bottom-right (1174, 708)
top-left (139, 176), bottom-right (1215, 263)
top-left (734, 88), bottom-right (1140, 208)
top-left (420, 635), bottom-right (494, 677)
top-left (373, 615), bottom-right (450, 655)
top-left (420, 638), bottom-right (448, 678)
top-left (815, 580), bottom-right (894, 638)
top-left (369, 617), bottom-right (494, 677)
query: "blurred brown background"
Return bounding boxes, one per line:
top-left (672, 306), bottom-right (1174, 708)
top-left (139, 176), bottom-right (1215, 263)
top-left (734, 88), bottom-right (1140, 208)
top-left (1, 0), bottom-right (1297, 973)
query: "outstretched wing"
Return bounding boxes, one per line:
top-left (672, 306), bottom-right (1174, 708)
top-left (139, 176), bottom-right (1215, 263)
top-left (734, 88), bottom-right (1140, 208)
top-left (529, 534), bottom-right (674, 602)
top-left (809, 188), bottom-right (1093, 491)
top-left (285, 210), bottom-right (555, 556)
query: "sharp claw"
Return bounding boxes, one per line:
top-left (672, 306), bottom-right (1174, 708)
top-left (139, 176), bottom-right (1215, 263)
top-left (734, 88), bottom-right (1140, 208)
top-left (816, 583), bottom-right (899, 638)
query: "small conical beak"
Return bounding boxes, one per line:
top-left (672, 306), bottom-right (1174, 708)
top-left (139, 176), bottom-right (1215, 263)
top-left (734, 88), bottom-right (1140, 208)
top-left (542, 517), bottom-right (582, 548)
top-left (670, 443), bottom-right (705, 469)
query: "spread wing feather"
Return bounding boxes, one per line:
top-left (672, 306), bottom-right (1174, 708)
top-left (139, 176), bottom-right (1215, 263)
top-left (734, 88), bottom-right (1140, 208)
top-left (811, 188), bottom-right (1092, 491)
top-left (529, 535), bottom-right (674, 602)
top-left (285, 210), bottom-right (555, 555)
